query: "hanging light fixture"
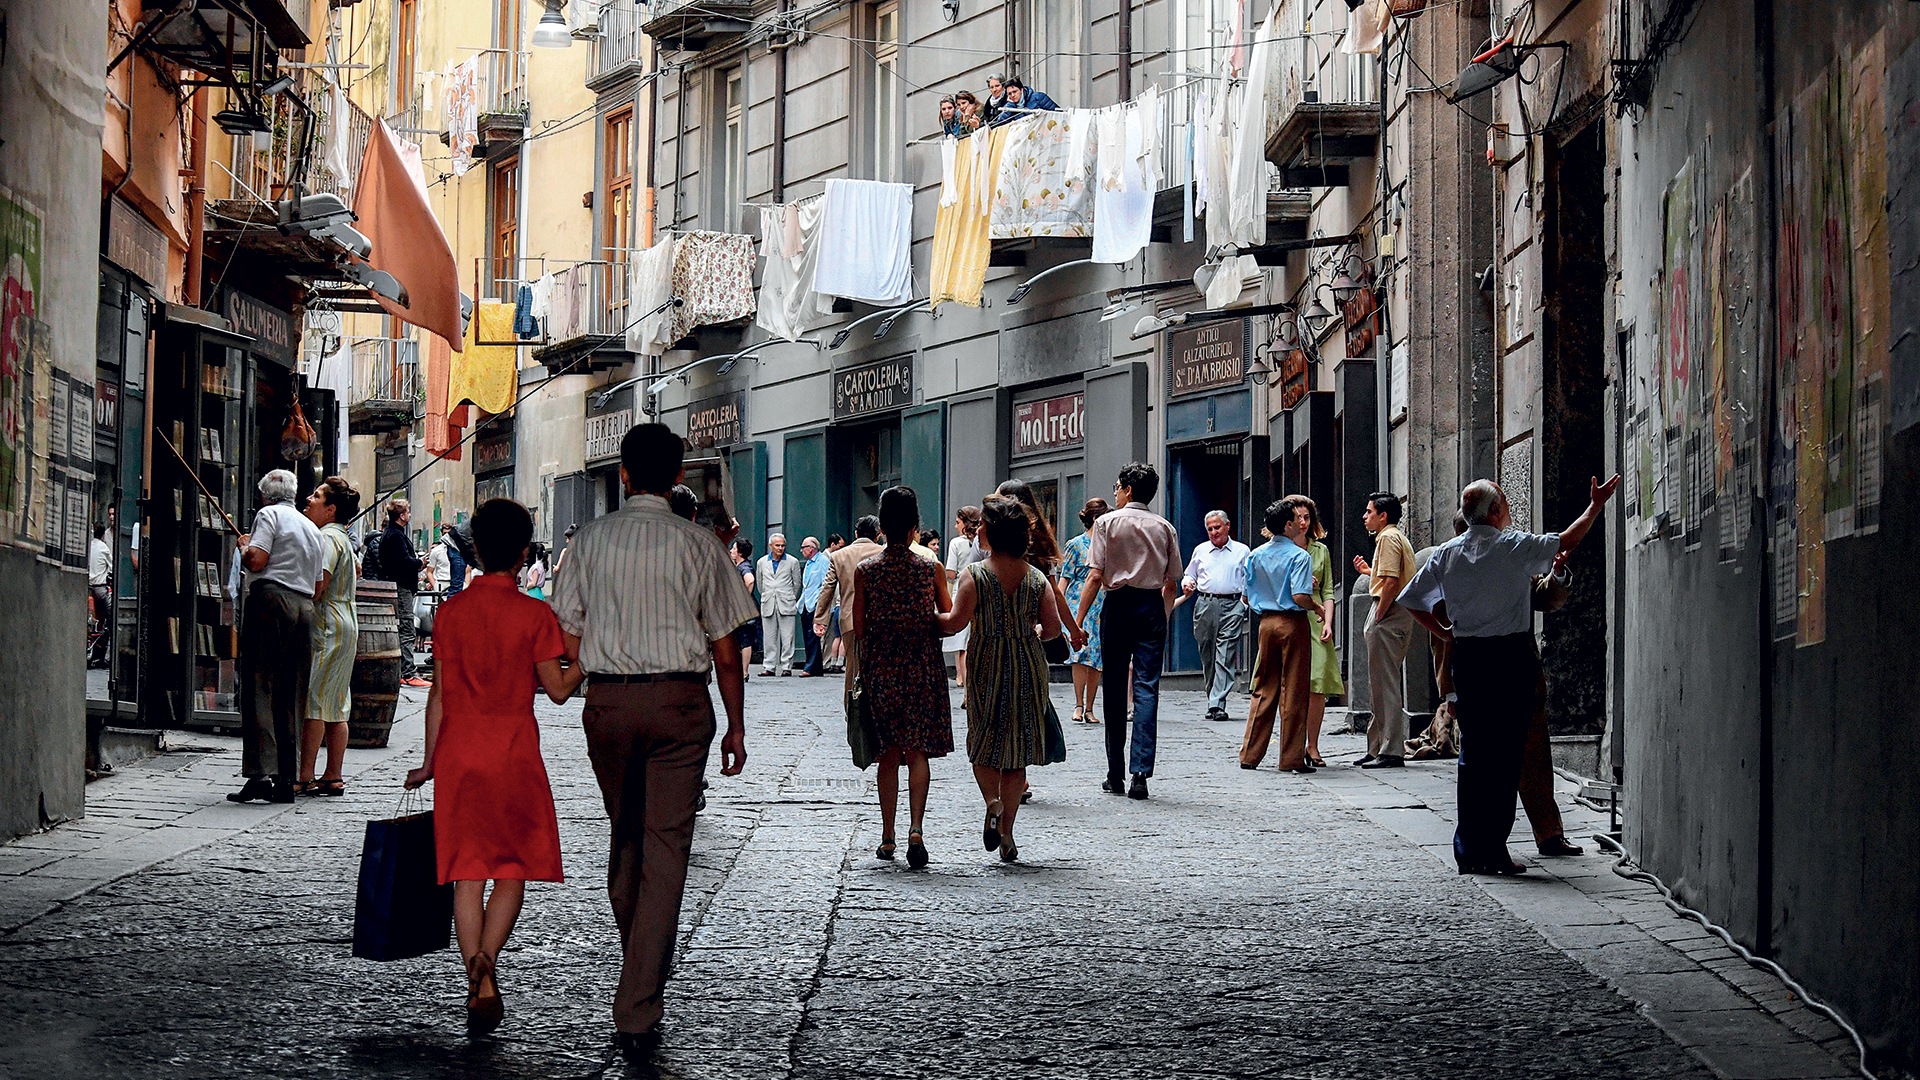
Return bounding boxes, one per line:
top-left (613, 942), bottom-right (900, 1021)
top-left (531, 0), bottom-right (573, 48)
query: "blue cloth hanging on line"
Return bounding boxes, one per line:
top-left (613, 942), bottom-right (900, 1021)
top-left (512, 284), bottom-right (538, 338)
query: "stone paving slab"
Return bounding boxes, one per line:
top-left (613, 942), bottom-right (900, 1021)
top-left (0, 676), bottom-right (1866, 1080)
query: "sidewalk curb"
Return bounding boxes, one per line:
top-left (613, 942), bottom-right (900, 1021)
top-left (0, 692), bottom-right (429, 936)
top-left (1298, 759), bottom-right (1861, 1080)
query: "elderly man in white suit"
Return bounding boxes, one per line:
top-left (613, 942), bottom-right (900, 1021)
top-left (755, 532), bottom-right (806, 676)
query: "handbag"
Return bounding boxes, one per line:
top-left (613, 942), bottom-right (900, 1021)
top-left (847, 676), bottom-right (882, 770)
top-left (352, 793), bottom-right (453, 961)
top-left (1041, 699), bottom-right (1068, 765)
top-left (1043, 634), bottom-right (1071, 665)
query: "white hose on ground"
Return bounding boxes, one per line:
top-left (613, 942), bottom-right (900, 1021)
top-left (1590, 832), bottom-right (1875, 1080)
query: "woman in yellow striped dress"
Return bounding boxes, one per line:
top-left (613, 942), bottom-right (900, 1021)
top-left (299, 477), bottom-right (361, 796)
top-left (935, 496), bottom-right (1066, 863)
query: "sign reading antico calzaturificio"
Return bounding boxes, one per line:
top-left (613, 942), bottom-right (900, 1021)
top-left (1165, 318), bottom-right (1248, 397)
top-left (832, 356), bottom-right (913, 419)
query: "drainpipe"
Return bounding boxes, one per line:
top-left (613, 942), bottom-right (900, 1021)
top-left (1753, 0), bottom-right (1777, 960)
top-left (1117, 0), bottom-right (1131, 102)
top-left (771, 0), bottom-right (789, 202)
top-left (185, 86), bottom-right (208, 306)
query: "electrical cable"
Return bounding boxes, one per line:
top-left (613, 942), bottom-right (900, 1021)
top-left (1590, 834), bottom-right (1878, 1080)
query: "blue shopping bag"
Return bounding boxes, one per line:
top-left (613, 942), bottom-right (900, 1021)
top-left (352, 806), bottom-right (453, 961)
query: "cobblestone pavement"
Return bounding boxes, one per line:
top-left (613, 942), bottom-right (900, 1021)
top-left (1, 676), bottom-right (1859, 1079)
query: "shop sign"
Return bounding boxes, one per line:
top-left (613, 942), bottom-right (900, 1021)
top-left (586, 385), bottom-right (634, 464)
top-left (1344, 286), bottom-right (1380, 359)
top-left (107, 198), bottom-right (167, 288)
top-left (375, 449), bottom-right (408, 495)
top-left (1013, 392), bottom-right (1084, 456)
top-left (687, 390), bottom-right (746, 449)
top-left (221, 288), bottom-right (296, 368)
top-left (474, 428), bottom-right (515, 475)
top-left (832, 356), bottom-right (912, 419)
top-left (1280, 348), bottom-right (1311, 410)
top-left (1166, 319), bottom-right (1248, 397)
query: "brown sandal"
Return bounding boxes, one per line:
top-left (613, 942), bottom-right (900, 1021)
top-left (466, 952), bottom-right (503, 1035)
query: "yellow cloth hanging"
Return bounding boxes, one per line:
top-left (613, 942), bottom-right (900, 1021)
top-left (449, 302), bottom-right (518, 414)
top-left (930, 127), bottom-right (1009, 310)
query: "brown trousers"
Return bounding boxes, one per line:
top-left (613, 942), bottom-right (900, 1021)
top-left (581, 680), bottom-right (717, 1034)
top-left (1239, 611), bottom-right (1312, 769)
top-left (1430, 636), bottom-right (1565, 842)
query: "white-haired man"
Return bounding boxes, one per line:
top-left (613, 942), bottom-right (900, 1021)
top-left (1181, 509), bottom-right (1251, 721)
top-left (227, 469), bottom-right (323, 804)
top-left (755, 532), bottom-right (804, 676)
top-left (1397, 473), bottom-right (1618, 876)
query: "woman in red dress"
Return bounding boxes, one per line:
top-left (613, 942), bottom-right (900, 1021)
top-left (407, 499), bottom-right (583, 1035)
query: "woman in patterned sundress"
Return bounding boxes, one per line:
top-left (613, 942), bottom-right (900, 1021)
top-left (1058, 498), bottom-right (1109, 723)
top-left (935, 496), bottom-right (1065, 863)
top-left (298, 476), bottom-right (360, 796)
top-left (851, 485), bottom-right (954, 869)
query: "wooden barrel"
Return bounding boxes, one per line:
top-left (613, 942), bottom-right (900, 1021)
top-left (349, 597), bottom-right (402, 748)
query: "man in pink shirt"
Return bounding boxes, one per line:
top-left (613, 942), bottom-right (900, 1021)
top-left (1072, 462), bottom-right (1183, 800)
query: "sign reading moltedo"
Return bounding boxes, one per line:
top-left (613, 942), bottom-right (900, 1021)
top-left (1013, 392), bottom-right (1085, 455)
top-left (687, 390), bottom-right (745, 449)
top-left (1166, 318), bottom-right (1247, 397)
top-left (833, 356), bottom-right (913, 419)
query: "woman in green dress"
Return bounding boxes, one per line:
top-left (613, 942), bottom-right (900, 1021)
top-left (1297, 496), bottom-right (1343, 768)
top-left (935, 496), bottom-right (1065, 863)
top-left (299, 476), bottom-right (361, 795)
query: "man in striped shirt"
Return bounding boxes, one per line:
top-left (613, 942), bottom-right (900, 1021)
top-left (551, 422), bottom-right (757, 1070)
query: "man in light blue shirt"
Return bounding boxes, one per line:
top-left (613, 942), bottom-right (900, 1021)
top-left (797, 536), bottom-right (830, 676)
top-left (1398, 474), bottom-right (1618, 876)
top-left (1239, 496), bottom-right (1318, 773)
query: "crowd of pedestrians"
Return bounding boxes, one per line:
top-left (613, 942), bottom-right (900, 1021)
top-left (205, 414), bottom-right (1619, 1074)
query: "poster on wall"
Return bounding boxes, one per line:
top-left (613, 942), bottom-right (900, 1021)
top-left (1663, 158), bottom-right (1694, 546)
top-left (1889, 35), bottom-right (1920, 437)
top-left (1848, 32), bottom-right (1890, 537)
top-left (1, 185), bottom-right (42, 547)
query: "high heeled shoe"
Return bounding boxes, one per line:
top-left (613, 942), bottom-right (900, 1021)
top-left (466, 952), bottom-right (504, 1035)
top-left (982, 800), bottom-right (1002, 851)
top-left (999, 835), bottom-right (1019, 863)
top-left (906, 830), bottom-right (928, 869)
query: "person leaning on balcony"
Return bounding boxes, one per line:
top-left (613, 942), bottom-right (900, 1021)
top-left (954, 90), bottom-right (984, 133)
top-left (990, 76), bottom-right (1060, 126)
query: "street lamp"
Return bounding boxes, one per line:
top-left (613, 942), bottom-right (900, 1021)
top-left (1128, 302), bottom-right (1297, 341)
top-left (1007, 259), bottom-right (1098, 305)
top-left (829, 298), bottom-right (930, 350)
top-left (531, 0), bottom-right (572, 48)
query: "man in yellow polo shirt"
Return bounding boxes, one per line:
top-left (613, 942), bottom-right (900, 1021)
top-left (1353, 491), bottom-right (1416, 768)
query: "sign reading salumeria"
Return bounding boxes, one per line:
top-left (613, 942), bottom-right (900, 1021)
top-left (833, 356), bottom-right (913, 419)
top-left (1166, 318), bottom-right (1248, 397)
top-left (221, 288), bottom-right (296, 367)
top-left (686, 390), bottom-right (746, 449)
top-left (1013, 391), bottom-right (1085, 455)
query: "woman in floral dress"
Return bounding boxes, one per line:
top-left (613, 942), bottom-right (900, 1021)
top-left (851, 485), bottom-right (954, 869)
top-left (1058, 498), bottom-right (1110, 723)
top-left (936, 496), bottom-right (1064, 863)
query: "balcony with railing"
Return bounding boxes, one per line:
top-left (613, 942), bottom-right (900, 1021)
top-left (348, 337), bottom-right (421, 435)
top-left (586, 0), bottom-right (646, 92)
top-left (1263, 0), bottom-right (1382, 178)
top-left (642, 0), bottom-right (752, 52)
top-left (1150, 77), bottom-right (1318, 241)
top-left (477, 48), bottom-right (531, 156)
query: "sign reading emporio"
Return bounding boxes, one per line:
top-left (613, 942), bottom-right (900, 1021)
top-left (1013, 392), bottom-right (1085, 456)
top-left (1166, 319), bottom-right (1246, 397)
top-left (832, 356), bottom-right (913, 419)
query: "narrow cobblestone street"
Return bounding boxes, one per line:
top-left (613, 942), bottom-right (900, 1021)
top-left (0, 677), bottom-right (1860, 1079)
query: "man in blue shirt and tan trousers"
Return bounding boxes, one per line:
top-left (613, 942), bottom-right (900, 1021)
top-left (1239, 495), bottom-right (1319, 774)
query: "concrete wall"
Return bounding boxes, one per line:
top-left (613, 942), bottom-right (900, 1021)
top-left (0, 0), bottom-right (107, 838)
top-left (1616, 0), bottom-right (1919, 1065)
